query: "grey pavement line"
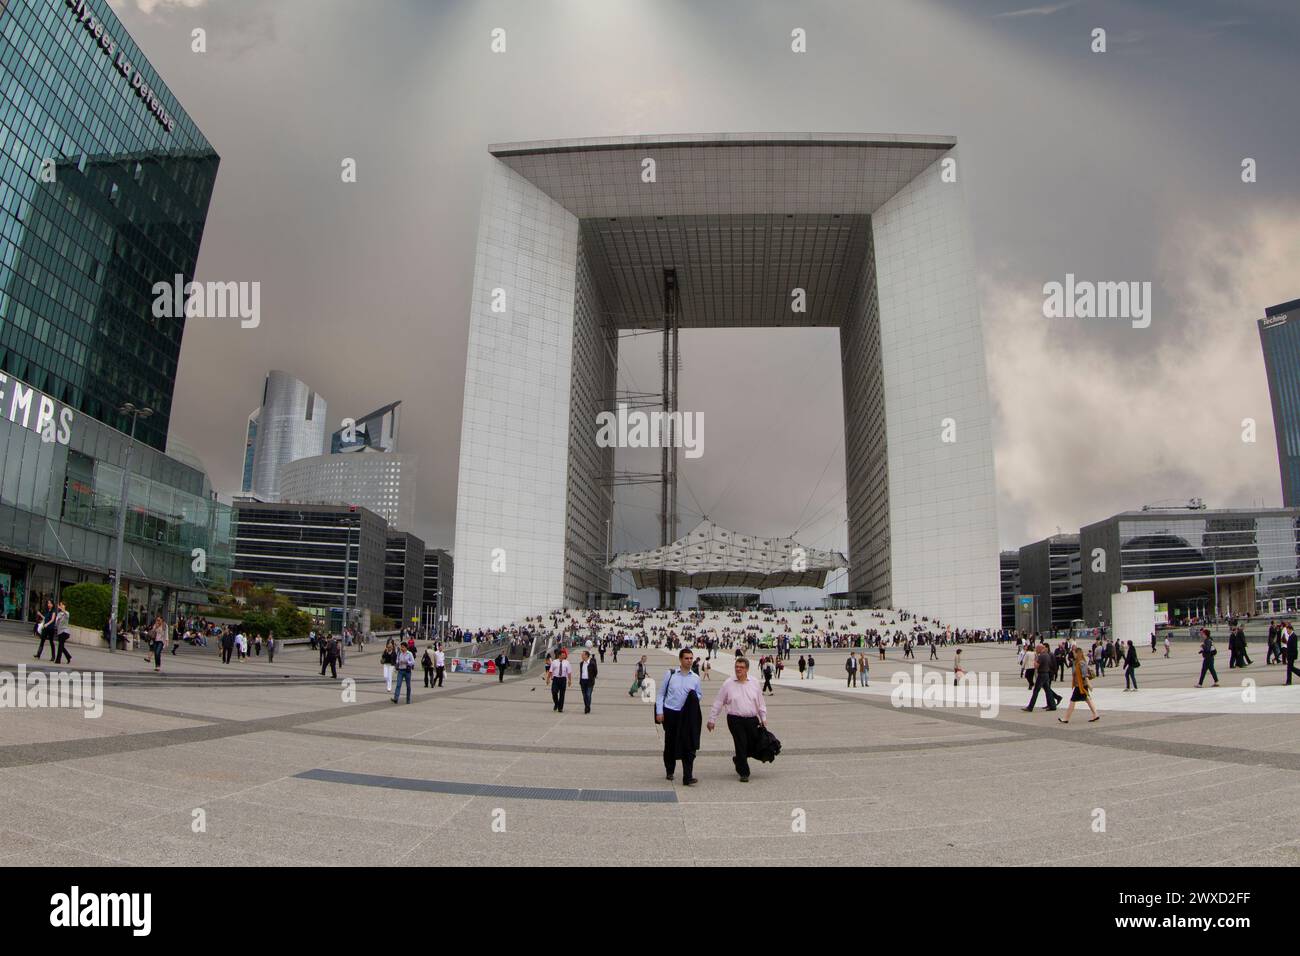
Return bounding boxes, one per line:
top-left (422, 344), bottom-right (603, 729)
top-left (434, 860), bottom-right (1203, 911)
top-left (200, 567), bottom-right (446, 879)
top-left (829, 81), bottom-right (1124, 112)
top-left (294, 767), bottom-right (679, 803)
top-left (0, 679), bottom-right (494, 769)
top-left (281, 724), bottom-right (1021, 757)
top-left (781, 684), bottom-right (1300, 771)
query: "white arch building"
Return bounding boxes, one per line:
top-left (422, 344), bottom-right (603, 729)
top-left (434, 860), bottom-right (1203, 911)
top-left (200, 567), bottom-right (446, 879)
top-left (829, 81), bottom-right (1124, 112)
top-left (453, 133), bottom-right (1000, 629)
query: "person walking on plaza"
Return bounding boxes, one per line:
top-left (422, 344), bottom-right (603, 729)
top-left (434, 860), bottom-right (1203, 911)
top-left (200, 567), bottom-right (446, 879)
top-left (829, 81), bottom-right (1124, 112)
top-left (929, 638), bottom-right (938, 660)
top-left (1123, 639), bottom-right (1140, 691)
top-left (33, 599), bottom-right (56, 661)
top-left (797, 655), bottom-right (806, 679)
top-left (630, 655), bottom-right (648, 696)
top-left (761, 657), bottom-right (774, 695)
top-left (1163, 633), bottom-right (1172, 658)
top-left (391, 642), bottom-right (415, 704)
top-left (421, 645), bottom-right (435, 686)
top-left (858, 651), bottom-right (870, 687)
top-left (707, 657), bottom-right (768, 783)
top-left (1023, 641), bottom-right (1061, 712)
top-left (221, 628), bottom-right (235, 665)
top-left (1197, 629), bottom-right (1219, 688)
top-left (548, 651), bottom-right (572, 712)
top-left (578, 649), bottom-right (598, 714)
top-left (434, 645), bottom-right (446, 687)
top-left (266, 634), bottom-right (276, 664)
top-left (655, 648), bottom-right (703, 785)
top-left (147, 613), bottom-right (165, 672)
top-left (381, 639), bottom-right (397, 693)
top-left (1059, 647), bottom-right (1100, 723)
top-left (54, 601), bottom-right (73, 665)
top-left (806, 654), bottom-right (816, 680)
top-left (845, 653), bottom-right (857, 687)
top-left (1284, 622), bottom-right (1300, 686)
top-left (320, 636), bottom-right (340, 679)
top-left (495, 649), bottom-right (509, 682)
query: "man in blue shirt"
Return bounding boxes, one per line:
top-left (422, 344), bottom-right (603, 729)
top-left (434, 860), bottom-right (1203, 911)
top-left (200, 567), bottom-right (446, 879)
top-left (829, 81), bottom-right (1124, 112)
top-left (655, 648), bottom-right (703, 785)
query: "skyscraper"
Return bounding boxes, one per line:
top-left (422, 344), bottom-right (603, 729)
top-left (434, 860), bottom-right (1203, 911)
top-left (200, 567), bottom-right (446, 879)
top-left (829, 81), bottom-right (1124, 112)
top-left (1259, 298), bottom-right (1300, 506)
top-left (247, 370), bottom-right (328, 501)
top-left (241, 409), bottom-right (259, 493)
top-left (0, 0), bottom-right (219, 452)
top-left (331, 401), bottom-right (400, 454)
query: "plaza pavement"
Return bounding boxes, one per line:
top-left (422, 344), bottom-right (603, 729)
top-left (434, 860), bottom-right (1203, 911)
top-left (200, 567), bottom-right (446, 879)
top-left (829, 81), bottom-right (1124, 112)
top-left (0, 629), bottom-right (1298, 867)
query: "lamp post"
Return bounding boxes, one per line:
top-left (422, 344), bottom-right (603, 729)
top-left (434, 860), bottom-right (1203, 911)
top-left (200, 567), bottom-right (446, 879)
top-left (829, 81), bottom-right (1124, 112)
top-left (107, 403), bottom-right (153, 654)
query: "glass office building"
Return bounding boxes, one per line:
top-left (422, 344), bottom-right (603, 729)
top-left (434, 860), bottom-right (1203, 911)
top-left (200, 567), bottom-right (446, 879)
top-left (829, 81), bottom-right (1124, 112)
top-left (0, 373), bottom-right (233, 622)
top-left (1259, 298), bottom-right (1300, 506)
top-left (0, 0), bottom-right (219, 453)
top-left (1080, 508), bottom-right (1300, 624)
top-left (0, 0), bottom-right (224, 622)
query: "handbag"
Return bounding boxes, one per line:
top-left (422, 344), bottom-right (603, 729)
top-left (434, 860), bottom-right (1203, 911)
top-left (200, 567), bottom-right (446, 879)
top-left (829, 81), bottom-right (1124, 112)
top-left (654, 671), bottom-right (672, 723)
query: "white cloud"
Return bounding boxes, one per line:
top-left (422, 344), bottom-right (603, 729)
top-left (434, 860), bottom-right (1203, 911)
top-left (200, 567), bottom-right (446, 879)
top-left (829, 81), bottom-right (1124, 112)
top-left (109, 0), bottom-right (206, 15)
top-left (985, 204), bottom-right (1300, 548)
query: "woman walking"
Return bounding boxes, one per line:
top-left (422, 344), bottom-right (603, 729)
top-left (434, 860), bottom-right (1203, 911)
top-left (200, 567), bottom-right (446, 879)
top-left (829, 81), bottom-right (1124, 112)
top-left (797, 655), bottom-right (806, 679)
top-left (381, 639), bottom-right (397, 693)
top-left (149, 614), bottom-right (167, 672)
top-left (1058, 646), bottom-right (1100, 723)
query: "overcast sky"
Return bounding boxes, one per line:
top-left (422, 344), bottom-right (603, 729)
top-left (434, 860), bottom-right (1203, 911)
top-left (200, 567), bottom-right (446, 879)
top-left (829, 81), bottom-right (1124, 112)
top-left (109, 0), bottom-right (1300, 599)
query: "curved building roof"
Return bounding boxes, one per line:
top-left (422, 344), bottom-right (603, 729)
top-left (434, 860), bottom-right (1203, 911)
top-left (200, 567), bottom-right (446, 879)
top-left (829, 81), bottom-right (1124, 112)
top-left (608, 520), bottom-right (849, 591)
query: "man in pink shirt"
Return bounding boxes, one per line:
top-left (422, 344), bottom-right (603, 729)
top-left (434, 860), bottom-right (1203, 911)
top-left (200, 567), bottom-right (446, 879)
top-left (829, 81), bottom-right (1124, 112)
top-left (707, 657), bottom-right (768, 782)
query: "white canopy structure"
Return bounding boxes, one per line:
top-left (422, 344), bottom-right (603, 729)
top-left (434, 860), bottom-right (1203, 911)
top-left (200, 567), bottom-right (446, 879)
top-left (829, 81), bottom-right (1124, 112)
top-left (608, 520), bottom-right (849, 591)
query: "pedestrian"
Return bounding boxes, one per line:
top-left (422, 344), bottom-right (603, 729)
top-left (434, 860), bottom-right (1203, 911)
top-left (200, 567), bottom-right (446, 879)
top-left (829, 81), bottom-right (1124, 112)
top-left (707, 657), bottom-right (768, 783)
top-left (381, 639), bottom-right (397, 693)
top-left (806, 654), bottom-right (816, 680)
top-left (548, 650), bottom-right (572, 712)
top-left (54, 601), bottom-right (73, 665)
top-left (221, 628), bottom-right (235, 664)
top-left (845, 653), bottom-right (857, 687)
top-left (320, 636), bottom-right (339, 679)
top-left (434, 645), bottom-right (445, 687)
top-left (655, 648), bottom-right (702, 786)
top-left (1196, 629), bottom-right (1219, 688)
top-left (32, 599), bottom-right (55, 660)
top-left (1022, 641), bottom-right (1061, 712)
top-left (1123, 639), bottom-right (1140, 691)
top-left (391, 642), bottom-right (415, 704)
top-left (630, 655), bottom-right (648, 696)
top-left (421, 645), bottom-right (435, 687)
top-left (953, 648), bottom-right (965, 684)
top-left (578, 649), bottom-right (598, 713)
top-left (1284, 622), bottom-right (1299, 686)
top-left (495, 649), bottom-right (509, 682)
top-left (1058, 647), bottom-right (1100, 723)
top-left (761, 658), bottom-right (774, 695)
top-left (267, 634), bottom-right (276, 664)
top-left (1163, 634), bottom-right (1171, 658)
top-left (147, 613), bottom-right (165, 672)
top-left (797, 654), bottom-right (806, 679)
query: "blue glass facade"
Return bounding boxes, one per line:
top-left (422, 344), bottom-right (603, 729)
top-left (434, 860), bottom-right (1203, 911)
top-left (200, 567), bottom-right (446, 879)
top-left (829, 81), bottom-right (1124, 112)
top-left (0, 0), bottom-right (219, 452)
top-left (1260, 298), bottom-right (1300, 507)
top-left (0, 0), bottom-right (226, 623)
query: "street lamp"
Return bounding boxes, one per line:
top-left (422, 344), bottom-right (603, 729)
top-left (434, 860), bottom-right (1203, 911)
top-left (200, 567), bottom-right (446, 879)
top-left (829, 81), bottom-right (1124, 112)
top-left (107, 403), bottom-right (153, 654)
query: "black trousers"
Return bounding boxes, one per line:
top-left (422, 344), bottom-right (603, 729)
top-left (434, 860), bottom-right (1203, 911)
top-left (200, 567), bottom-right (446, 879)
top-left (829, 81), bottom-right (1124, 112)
top-left (423, 666), bottom-right (434, 687)
top-left (580, 679), bottom-right (593, 712)
top-left (661, 707), bottom-right (694, 779)
top-left (762, 675), bottom-right (772, 693)
top-left (434, 666), bottom-right (444, 687)
top-left (222, 645), bottom-right (234, 664)
top-left (1286, 657), bottom-right (1300, 685)
top-left (1198, 658), bottom-right (1219, 685)
top-left (727, 714), bottom-right (760, 778)
top-left (551, 678), bottom-right (567, 711)
top-left (55, 634), bottom-right (71, 664)
top-left (321, 658), bottom-right (337, 678)
top-left (1026, 678), bottom-right (1060, 710)
top-left (35, 634), bottom-right (55, 659)
top-left (498, 666), bottom-right (505, 683)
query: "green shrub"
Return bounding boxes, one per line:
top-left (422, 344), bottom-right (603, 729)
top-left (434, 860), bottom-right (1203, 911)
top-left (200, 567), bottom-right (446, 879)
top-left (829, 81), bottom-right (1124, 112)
top-left (62, 583), bottom-right (126, 632)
